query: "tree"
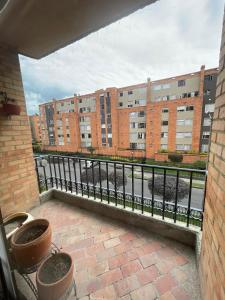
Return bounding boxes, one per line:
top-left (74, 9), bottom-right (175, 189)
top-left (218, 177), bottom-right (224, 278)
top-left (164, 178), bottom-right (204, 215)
top-left (168, 153), bottom-right (183, 163)
top-left (87, 146), bottom-right (96, 156)
top-left (148, 176), bottom-right (189, 202)
top-left (81, 168), bottom-right (106, 185)
top-left (108, 171), bottom-right (127, 191)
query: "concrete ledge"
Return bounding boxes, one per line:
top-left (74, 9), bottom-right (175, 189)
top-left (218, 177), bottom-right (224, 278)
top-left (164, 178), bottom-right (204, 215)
top-left (52, 189), bottom-right (199, 248)
top-left (39, 189), bottom-right (54, 203)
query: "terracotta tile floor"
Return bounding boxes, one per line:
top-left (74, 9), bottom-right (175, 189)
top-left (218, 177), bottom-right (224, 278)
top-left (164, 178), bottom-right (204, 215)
top-left (30, 199), bottom-right (201, 300)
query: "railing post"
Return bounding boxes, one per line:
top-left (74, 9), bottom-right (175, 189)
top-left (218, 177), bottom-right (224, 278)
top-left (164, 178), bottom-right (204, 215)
top-left (187, 172), bottom-right (193, 227)
top-left (141, 166), bottom-right (144, 214)
top-left (48, 155), bottom-right (53, 188)
top-left (174, 170), bottom-right (179, 223)
top-left (35, 158), bottom-right (41, 193)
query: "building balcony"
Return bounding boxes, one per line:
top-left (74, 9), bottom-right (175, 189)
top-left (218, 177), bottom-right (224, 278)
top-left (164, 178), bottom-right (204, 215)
top-left (15, 155), bottom-right (205, 299)
top-left (16, 193), bottom-right (201, 299)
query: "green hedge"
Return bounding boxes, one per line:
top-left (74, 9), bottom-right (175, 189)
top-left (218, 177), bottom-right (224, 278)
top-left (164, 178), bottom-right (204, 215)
top-left (35, 150), bottom-right (207, 170)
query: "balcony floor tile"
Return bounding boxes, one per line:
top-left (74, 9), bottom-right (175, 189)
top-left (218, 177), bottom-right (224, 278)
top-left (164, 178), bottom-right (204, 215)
top-left (28, 199), bottom-right (201, 300)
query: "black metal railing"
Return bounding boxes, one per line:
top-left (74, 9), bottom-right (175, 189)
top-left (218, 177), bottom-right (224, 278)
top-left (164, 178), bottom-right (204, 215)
top-left (35, 155), bottom-right (207, 229)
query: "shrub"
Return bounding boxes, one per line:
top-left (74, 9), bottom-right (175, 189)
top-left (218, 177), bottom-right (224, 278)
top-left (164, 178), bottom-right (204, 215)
top-left (168, 153), bottom-right (183, 163)
top-left (108, 171), bottom-right (127, 190)
top-left (148, 176), bottom-right (189, 202)
top-left (81, 168), bottom-right (106, 185)
top-left (33, 144), bottom-right (41, 153)
top-left (158, 149), bottom-right (168, 153)
top-left (193, 160), bottom-right (206, 170)
top-left (87, 146), bottom-right (96, 156)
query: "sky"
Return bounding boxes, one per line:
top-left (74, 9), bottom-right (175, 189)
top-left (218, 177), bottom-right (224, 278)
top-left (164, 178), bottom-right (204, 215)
top-left (19, 0), bottom-right (225, 115)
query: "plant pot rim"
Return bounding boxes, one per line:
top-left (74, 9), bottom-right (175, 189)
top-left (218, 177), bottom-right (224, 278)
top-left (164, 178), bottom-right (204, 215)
top-left (11, 218), bottom-right (50, 247)
top-left (3, 212), bottom-right (30, 224)
top-left (36, 252), bottom-right (73, 287)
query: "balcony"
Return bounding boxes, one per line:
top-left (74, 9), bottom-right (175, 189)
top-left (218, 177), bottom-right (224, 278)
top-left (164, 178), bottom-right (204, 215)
top-left (14, 154), bottom-right (205, 299)
top-left (17, 196), bottom-right (200, 299)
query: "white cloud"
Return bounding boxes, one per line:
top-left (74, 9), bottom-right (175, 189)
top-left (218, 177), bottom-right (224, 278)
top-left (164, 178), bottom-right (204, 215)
top-left (19, 0), bottom-right (224, 114)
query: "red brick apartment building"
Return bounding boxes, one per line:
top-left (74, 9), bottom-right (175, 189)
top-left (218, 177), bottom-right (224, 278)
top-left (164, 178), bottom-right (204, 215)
top-left (36, 66), bottom-right (218, 161)
top-left (29, 115), bottom-right (41, 143)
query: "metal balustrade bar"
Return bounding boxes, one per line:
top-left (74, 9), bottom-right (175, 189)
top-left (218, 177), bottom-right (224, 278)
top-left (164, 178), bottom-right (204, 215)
top-left (35, 155), bottom-right (207, 229)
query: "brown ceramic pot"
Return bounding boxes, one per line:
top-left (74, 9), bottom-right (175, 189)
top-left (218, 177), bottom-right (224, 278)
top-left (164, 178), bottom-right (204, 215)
top-left (36, 252), bottom-right (74, 300)
top-left (10, 218), bottom-right (52, 270)
top-left (3, 212), bottom-right (34, 240)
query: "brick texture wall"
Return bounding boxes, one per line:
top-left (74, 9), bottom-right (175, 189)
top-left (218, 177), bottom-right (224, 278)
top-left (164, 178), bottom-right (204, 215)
top-left (0, 44), bottom-right (39, 217)
top-left (199, 12), bottom-right (225, 300)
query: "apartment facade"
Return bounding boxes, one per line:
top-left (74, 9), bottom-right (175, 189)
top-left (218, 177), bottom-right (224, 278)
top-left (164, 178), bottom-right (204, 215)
top-left (29, 115), bottom-right (41, 143)
top-left (38, 66), bottom-right (218, 160)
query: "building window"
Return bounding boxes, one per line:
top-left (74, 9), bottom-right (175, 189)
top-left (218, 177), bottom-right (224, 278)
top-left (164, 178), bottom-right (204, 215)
top-left (66, 134), bottom-right (70, 137)
top-left (162, 83), bottom-right (170, 89)
top-left (203, 118), bottom-right (211, 126)
top-left (130, 122), bottom-right (137, 129)
top-left (153, 84), bottom-right (161, 91)
top-left (162, 96), bottom-right (169, 101)
top-left (204, 90), bottom-right (211, 95)
top-left (139, 99), bottom-right (146, 105)
top-left (155, 96), bottom-right (162, 102)
top-left (178, 80), bottom-right (185, 87)
top-left (130, 143), bottom-right (137, 149)
top-left (128, 104), bottom-right (133, 108)
top-left (177, 106), bottom-right (186, 112)
top-left (201, 144), bottom-right (209, 152)
top-left (138, 132), bottom-right (146, 139)
top-left (177, 105), bottom-right (194, 112)
top-left (186, 106), bottom-right (194, 111)
top-left (128, 90), bottom-right (133, 95)
top-left (130, 112), bottom-right (138, 117)
top-left (138, 111), bottom-right (145, 117)
top-left (119, 102), bottom-right (123, 107)
top-left (176, 132), bottom-right (192, 138)
top-left (176, 119), bottom-right (193, 126)
top-left (135, 100), bottom-right (139, 105)
top-left (81, 134), bottom-right (85, 139)
top-left (176, 144), bottom-right (191, 151)
top-left (205, 104), bottom-right (214, 113)
top-left (138, 123), bottom-right (146, 129)
top-left (71, 100), bottom-right (74, 104)
top-left (162, 108), bottom-right (169, 113)
top-left (161, 144), bottom-right (167, 150)
top-left (162, 120), bottom-right (168, 126)
top-left (202, 132), bottom-right (210, 139)
top-left (137, 143), bottom-right (145, 150)
top-left (88, 133), bottom-right (92, 138)
top-left (169, 95), bottom-right (176, 100)
top-left (205, 75), bottom-right (213, 81)
top-left (79, 99), bottom-right (82, 103)
top-left (161, 132), bottom-right (168, 138)
top-left (119, 92), bottom-right (123, 97)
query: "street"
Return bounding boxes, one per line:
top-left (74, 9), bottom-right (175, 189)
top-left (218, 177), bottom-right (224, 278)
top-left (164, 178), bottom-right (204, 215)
top-left (36, 159), bottom-right (205, 210)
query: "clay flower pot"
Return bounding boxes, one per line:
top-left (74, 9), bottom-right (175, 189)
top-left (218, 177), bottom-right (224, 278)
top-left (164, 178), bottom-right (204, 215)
top-left (3, 212), bottom-right (34, 240)
top-left (36, 252), bottom-right (74, 300)
top-left (2, 103), bottom-right (21, 115)
top-left (10, 219), bottom-right (52, 270)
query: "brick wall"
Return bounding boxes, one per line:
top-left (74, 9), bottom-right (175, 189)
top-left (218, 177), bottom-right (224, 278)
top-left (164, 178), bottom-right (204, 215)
top-left (199, 12), bottom-right (225, 300)
top-left (0, 44), bottom-right (39, 217)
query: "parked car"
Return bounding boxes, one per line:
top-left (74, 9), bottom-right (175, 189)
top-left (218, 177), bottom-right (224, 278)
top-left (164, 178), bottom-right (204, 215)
top-left (83, 160), bottom-right (99, 169)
